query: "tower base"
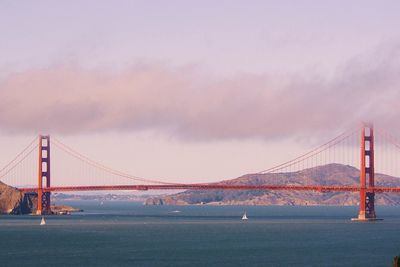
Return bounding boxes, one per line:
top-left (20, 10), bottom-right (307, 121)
top-left (351, 217), bottom-right (383, 222)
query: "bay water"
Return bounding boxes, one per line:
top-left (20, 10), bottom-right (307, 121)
top-left (1, 201), bottom-right (399, 266)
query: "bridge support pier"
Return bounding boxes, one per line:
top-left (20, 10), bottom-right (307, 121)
top-left (36, 135), bottom-right (51, 215)
top-left (352, 124), bottom-right (381, 221)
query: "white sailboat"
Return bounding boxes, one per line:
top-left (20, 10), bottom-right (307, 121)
top-left (242, 212), bottom-right (248, 220)
top-left (40, 216), bottom-right (46, 226)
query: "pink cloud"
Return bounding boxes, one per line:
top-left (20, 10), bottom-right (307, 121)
top-left (0, 44), bottom-right (399, 140)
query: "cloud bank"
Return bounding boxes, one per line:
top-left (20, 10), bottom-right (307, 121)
top-left (0, 44), bottom-right (399, 141)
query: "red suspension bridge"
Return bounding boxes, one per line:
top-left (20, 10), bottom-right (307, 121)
top-left (2, 123), bottom-right (400, 221)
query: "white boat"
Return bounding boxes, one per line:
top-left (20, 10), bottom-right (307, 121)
top-left (242, 212), bottom-right (248, 220)
top-left (40, 216), bottom-right (46, 226)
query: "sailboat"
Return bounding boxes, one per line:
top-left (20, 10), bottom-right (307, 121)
top-left (40, 216), bottom-right (46, 226)
top-left (242, 212), bottom-right (248, 220)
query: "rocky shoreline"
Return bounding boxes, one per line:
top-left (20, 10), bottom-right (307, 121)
top-left (0, 181), bottom-right (82, 215)
top-left (0, 182), bottom-right (37, 214)
top-left (50, 205), bottom-right (83, 215)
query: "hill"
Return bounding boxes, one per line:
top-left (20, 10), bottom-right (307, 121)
top-left (145, 164), bottom-right (400, 206)
top-left (0, 181), bottom-right (36, 214)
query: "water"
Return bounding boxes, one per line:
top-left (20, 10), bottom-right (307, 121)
top-left (1, 202), bottom-right (400, 267)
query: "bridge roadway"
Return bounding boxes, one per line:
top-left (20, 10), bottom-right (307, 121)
top-left (18, 184), bottom-right (400, 193)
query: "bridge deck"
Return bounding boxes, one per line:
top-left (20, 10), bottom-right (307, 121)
top-left (18, 184), bottom-right (400, 193)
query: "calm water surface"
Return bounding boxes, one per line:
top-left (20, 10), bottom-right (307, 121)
top-left (1, 201), bottom-right (399, 267)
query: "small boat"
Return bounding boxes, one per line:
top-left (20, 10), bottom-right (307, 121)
top-left (171, 210), bottom-right (181, 213)
top-left (242, 212), bottom-right (248, 220)
top-left (40, 216), bottom-right (46, 226)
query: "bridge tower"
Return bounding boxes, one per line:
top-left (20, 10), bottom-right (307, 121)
top-left (353, 123), bottom-right (378, 221)
top-left (36, 135), bottom-right (51, 215)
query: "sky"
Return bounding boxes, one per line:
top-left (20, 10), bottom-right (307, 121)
top-left (0, 0), bottom-right (400, 184)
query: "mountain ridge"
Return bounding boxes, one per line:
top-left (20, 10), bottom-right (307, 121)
top-left (145, 164), bottom-right (400, 206)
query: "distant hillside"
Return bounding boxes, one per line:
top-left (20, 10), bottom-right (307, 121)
top-left (145, 164), bottom-right (400, 206)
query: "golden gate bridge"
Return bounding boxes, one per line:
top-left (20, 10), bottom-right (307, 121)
top-left (2, 123), bottom-right (400, 221)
